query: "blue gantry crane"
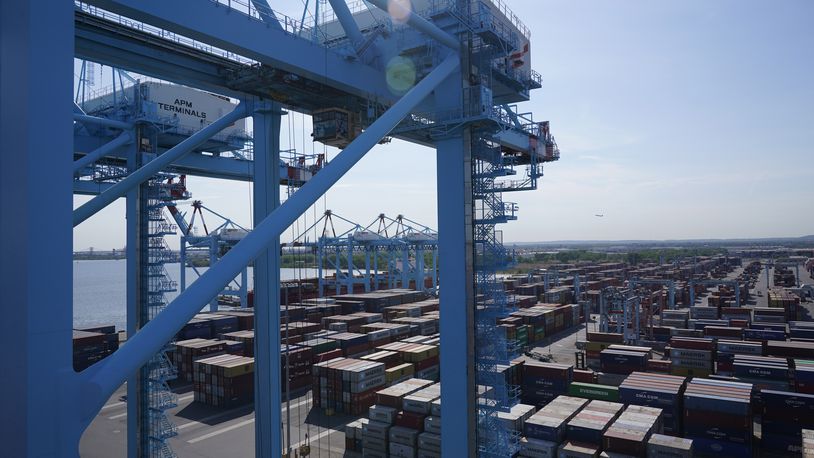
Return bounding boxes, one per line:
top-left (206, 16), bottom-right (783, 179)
top-left (290, 210), bottom-right (439, 296)
top-left (2, 1), bottom-right (559, 456)
top-left (689, 278), bottom-right (742, 308)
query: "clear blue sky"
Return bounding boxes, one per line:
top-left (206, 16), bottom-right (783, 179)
top-left (74, 0), bottom-right (814, 250)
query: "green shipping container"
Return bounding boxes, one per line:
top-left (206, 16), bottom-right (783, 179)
top-left (567, 382), bottom-right (619, 402)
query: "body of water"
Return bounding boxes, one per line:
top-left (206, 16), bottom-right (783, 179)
top-left (73, 259), bottom-right (324, 331)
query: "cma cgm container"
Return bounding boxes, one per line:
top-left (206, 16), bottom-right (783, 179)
top-left (521, 361), bottom-right (574, 406)
top-left (795, 360), bottom-right (814, 394)
top-left (599, 348), bottom-right (648, 374)
top-left (761, 390), bottom-right (814, 455)
top-left (619, 372), bottom-right (686, 435)
top-left (683, 378), bottom-right (753, 457)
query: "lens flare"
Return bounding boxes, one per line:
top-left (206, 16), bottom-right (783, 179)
top-left (386, 56), bottom-right (417, 95)
top-left (387, 0), bottom-right (412, 25)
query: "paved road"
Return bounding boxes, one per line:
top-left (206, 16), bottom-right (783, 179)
top-left (80, 382), bottom-right (355, 457)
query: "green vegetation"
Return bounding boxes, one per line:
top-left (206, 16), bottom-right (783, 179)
top-left (280, 251), bottom-right (437, 269)
top-left (505, 247), bottom-right (729, 273)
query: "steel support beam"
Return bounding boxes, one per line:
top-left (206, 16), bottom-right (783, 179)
top-left (366, 0), bottom-right (461, 51)
top-left (327, 0), bottom-right (365, 52)
top-left (73, 131), bottom-right (132, 173)
top-left (253, 102), bottom-right (283, 457)
top-left (435, 71), bottom-right (476, 456)
top-left (249, 0), bottom-right (284, 30)
top-left (83, 0), bottom-right (396, 103)
top-left (73, 102), bottom-right (250, 226)
top-left (79, 54), bottom-right (460, 423)
top-left (1, 1), bottom-right (80, 455)
top-left (74, 113), bottom-right (133, 130)
top-left (125, 133), bottom-right (146, 458)
top-left (74, 134), bottom-right (256, 182)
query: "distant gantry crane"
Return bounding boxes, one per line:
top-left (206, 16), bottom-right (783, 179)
top-left (292, 210), bottom-right (439, 296)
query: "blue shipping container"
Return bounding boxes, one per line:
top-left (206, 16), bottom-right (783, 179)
top-left (760, 432), bottom-right (804, 455)
top-left (683, 422), bottom-right (751, 444)
top-left (743, 329), bottom-right (785, 341)
top-left (689, 437), bottom-right (751, 458)
top-left (733, 363), bottom-right (790, 380)
top-left (684, 393), bottom-right (750, 416)
top-left (761, 390), bottom-right (814, 423)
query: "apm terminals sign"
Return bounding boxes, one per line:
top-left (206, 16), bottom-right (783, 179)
top-left (146, 82), bottom-right (245, 136)
top-left (157, 98), bottom-right (208, 121)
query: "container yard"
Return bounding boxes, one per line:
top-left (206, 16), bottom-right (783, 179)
top-left (5, 0), bottom-right (814, 457)
top-left (76, 255), bottom-right (814, 457)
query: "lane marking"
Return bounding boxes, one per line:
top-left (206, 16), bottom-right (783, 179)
top-left (177, 398), bottom-right (310, 431)
top-left (108, 412), bottom-right (127, 420)
top-left (187, 419), bottom-right (255, 443)
top-left (102, 401), bottom-right (124, 410)
top-left (291, 428), bottom-right (337, 450)
top-left (184, 398), bottom-right (312, 442)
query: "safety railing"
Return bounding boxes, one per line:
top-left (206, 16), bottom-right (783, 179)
top-left (480, 0), bottom-right (530, 39)
top-left (76, 1), bottom-right (345, 64)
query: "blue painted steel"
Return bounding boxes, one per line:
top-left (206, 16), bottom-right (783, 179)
top-left (249, 0), bottom-right (284, 29)
top-left (0, 1), bottom-right (79, 455)
top-left (125, 141), bottom-right (140, 458)
top-left (73, 135), bottom-right (256, 182)
top-left (80, 54), bottom-right (459, 416)
top-left (435, 70), bottom-right (475, 456)
top-left (252, 102), bottom-right (284, 458)
top-left (83, 0), bottom-right (396, 103)
top-left (73, 131), bottom-right (133, 173)
top-left (437, 130), bottom-right (475, 456)
top-left (366, 0), bottom-right (462, 51)
top-left (74, 113), bottom-right (133, 130)
top-left (73, 102), bottom-right (250, 226)
top-left (327, 0), bottom-right (365, 51)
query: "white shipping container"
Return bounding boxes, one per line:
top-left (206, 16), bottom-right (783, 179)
top-left (362, 445), bottom-right (387, 458)
top-left (424, 416), bottom-right (441, 435)
top-left (431, 399), bottom-right (441, 417)
top-left (417, 432), bottom-right (441, 452)
top-left (362, 420), bottom-right (391, 440)
top-left (389, 442), bottom-right (417, 458)
top-left (362, 435), bottom-right (388, 451)
top-left (389, 426), bottom-right (420, 447)
top-left (369, 405), bottom-right (398, 424)
top-left (646, 433), bottom-right (693, 458)
top-left (520, 437), bottom-right (558, 458)
top-left (141, 82), bottom-right (246, 139)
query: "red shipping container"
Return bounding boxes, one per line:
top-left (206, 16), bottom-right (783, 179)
top-left (414, 356), bottom-right (440, 372)
top-left (343, 342), bottom-right (370, 357)
top-left (646, 359), bottom-right (672, 373)
top-left (573, 369), bottom-right (598, 384)
top-left (395, 410), bottom-right (426, 431)
top-left (313, 349), bottom-right (343, 364)
top-left (669, 337), bottom-right (715, 351)
top-left (729, 319), bottom-right (748, 328)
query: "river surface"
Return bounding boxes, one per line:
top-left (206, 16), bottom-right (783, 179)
top-left (73, 259), bottom-right (324, 331)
